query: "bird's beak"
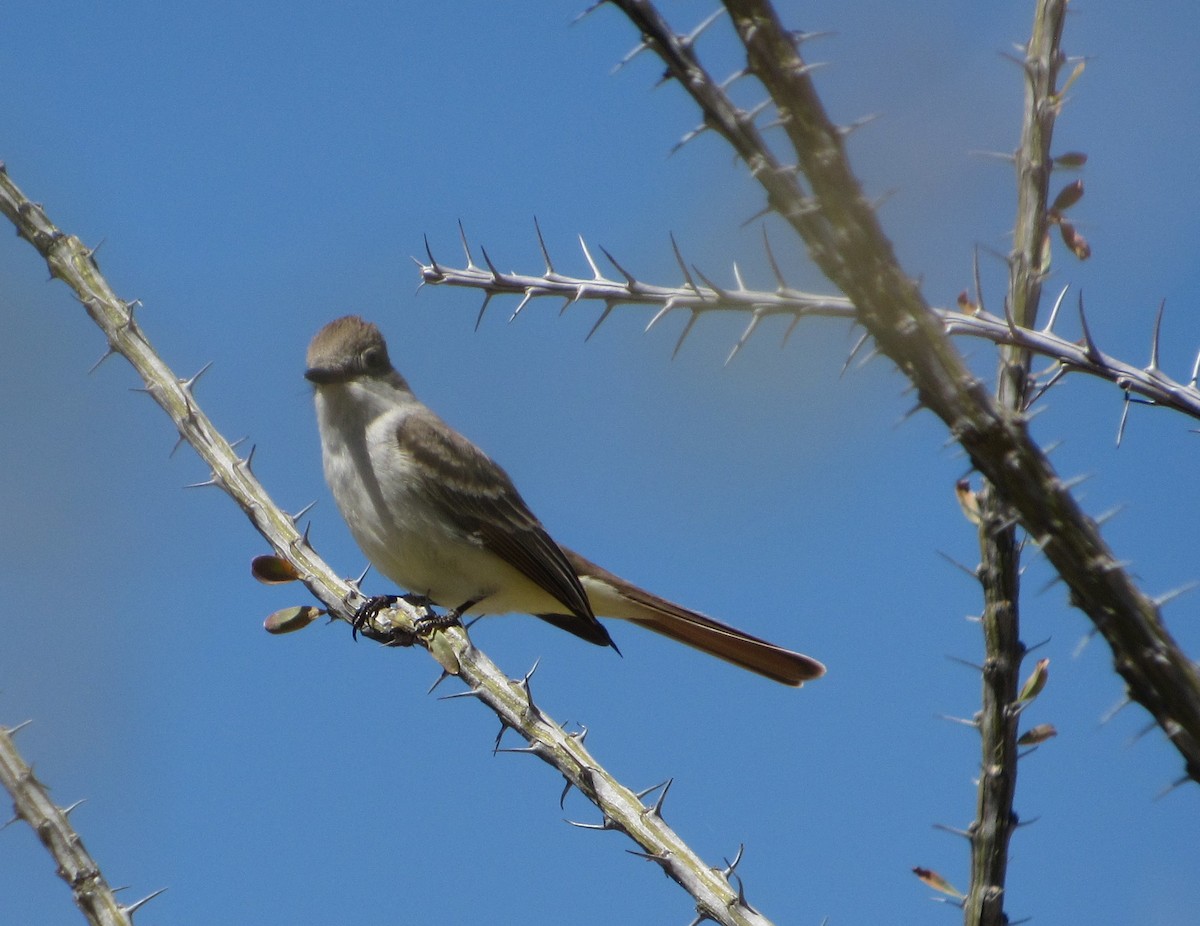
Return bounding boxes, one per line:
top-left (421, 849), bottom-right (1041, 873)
top-left (304, 366), bottom-right (343, 385)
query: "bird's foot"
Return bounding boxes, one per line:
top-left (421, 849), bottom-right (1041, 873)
top-left (413, 597), bottom-right (479, 636)
top-left (351, 594), bottom-right (401, 641)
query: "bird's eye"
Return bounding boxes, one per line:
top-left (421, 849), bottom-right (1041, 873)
top-left (361, 346), bottom-right (386, 372)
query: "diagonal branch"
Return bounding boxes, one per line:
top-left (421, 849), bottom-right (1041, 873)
top-left (0, 721), bottom-right (148, 926)
top-left (601, 0), bottom-right (1200, 782)
top-left (0, 162), bottom-right (790, 926)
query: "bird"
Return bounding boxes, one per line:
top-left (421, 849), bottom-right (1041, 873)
top-left (305, 315), bottom-right (825, 686)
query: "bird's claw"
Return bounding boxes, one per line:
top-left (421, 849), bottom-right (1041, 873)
top-left (351, 594), bottom-right (400, 641)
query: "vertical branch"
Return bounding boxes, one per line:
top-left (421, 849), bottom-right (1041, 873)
top-left (966, 3), bottom-right (1067, 925)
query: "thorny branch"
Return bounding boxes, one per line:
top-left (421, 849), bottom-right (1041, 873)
top-left (568, 0), bottom-right (1200, 786)
top-left (0, 163), bottom-right (787, 926)
top-left (0, 722), bottom-right (152, 926)
top-left (419, 237), bottom-right (1200, 423)
top-left (960, 4), bottom-right (1069, 925)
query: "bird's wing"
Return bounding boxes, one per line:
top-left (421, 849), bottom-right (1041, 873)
top-left (395, 413), bottom-right (603, 636)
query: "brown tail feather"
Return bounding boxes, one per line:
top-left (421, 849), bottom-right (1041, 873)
top-left (566, 550), bottom-right (825, 686)
top-left (627, 605), bottom-right (825, 686)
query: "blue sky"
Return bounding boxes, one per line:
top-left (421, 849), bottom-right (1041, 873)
top-left (3, 2), bottom-right (1199, 924)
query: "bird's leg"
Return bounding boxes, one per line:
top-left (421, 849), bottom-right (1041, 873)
top-left (413, 596), bottom-right (481, 636)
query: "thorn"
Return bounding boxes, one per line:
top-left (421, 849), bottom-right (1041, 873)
top-left (612, 38), bottom-right (651, 74)
top-left (720, 843), bottom-right (745, 877)
top-left (690, 263), bottom-right (728, 300)
top-left (638, 777), bottom-right (676, 815)
top-left (598, 245), bottom-right (639, 288)
top-left (456, 220), bottom-right (478, 270)
top-left (437, 688), bottom-right (484, 702)
top-left (669, 122), bottom-right (710, 156)
top-left (88, 346), bottom-right (116, 374)
top-left (6, 719), bottom-right (33, 736)
top-left (1041, 285), bottom-right (1069, 333)
top-left (944, 652), bottom-right (985, 672)
top-left (668, 233), bottom-right (703, 297)
top-left (495, 741), bottom-right (548, 756)
top-left (533, 217), bottom-right (556, 276)
top-left (559, 290), bottom-right (582, 316)
top-left (122, 888), bottom-right (167, 916)
top-left (568, 723), bottom-right (588, 743)
top-left (559, 777), bottom-right (574, 809)
top-left (1071, 625), bottom-right (1098, 657)
top-left (626, 847), bottom-right (673, 867)
top-left (239, 443), bottom-right (258, 472)
top-left (1094, 503), bottom-right (1125, 526)
top-left (423, 234), bottom-right (441, 276)
top-left (739, 203), bottom-right (773, 228)
top-left (479, 245), bottom-right (502, 280)
top-left (840, 331), bottom-right (872, 377)
top-left (1026, 368), bottom-right (1067, 411)
top-left (779, 314), bottom-right (803, 347)
top-left (169, 433), bottom-right (186, 458)
top-left (645, 299), bottom-right (677, 333)
top-left (509, 289), bottom-right (536, 322)
top-left (353, 563), bottom-right (372, 588)
top-left (725, 311), bottom-right (763, 366)
top-left (837, 112), bottom-right (882, 137)
top-left (937, 713), bottom-right (982, 729)
top-left (731, 262), bottom-right (747, 292)
top-left (672, 312), bottom-right (699, 360)
top-left (682, 7), bottom-right (726, 48)
top-left (1002, 296), bottom-right (1020, 338)
top-left (1190, 348), bottom-right (1200, 390)
top-left (576, 235), bottom-right (604, 281)
top-left (937, 550), bottom-right (980, 583)
top-left (183, 476), bottom-right (220, 489)
top-left (1077, 292), bottom-right (1104, 366)
top-left (1099, 695), bottom-right (1131, 725)
top-left (514, 659), bottom-right (541, 717)
top-left (932, 823), bottom-right (972, 839)
top-left (564, 815), bottom-right (615, 831)
top-left (473, 293), bottom-right (494, 332)
top-left (729, 872), bottom-right (759, 915)
top-left (586, 303), bottom-right (616, 341)
top-left (1061, 471), bottom-right (1094, 491)
top-left (739, 98), bottom-right (772, 127)
top-left (1127, 718), bottom-right (1159, 746)
top-left (570, 2), bottom-right (605, 26)
top-left (1148, 298), bottom-right (1166, 372)
top-left (1154, 775), bottom-right (1190, 801)
top-left (427, 670), bottom-right (453, 694)
top-left (290, 500), bottom-right (317, 524)
top-left (1153, 581), bottom-right (1199, 609)
top-left (83, 237), bottom-right (106, 262)
top-left (60, 798), bottom-right (87, 816)
top-left (719, 68), bottom-right (750, 90)
top-left (761, 226), bottom-right (788, 291)
top-left (1116, 394), bottom-right (1131, 448)
top-left (971, 246), bottom-right (986, 316)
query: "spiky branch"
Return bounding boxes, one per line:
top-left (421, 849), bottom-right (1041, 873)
top-left (421, 233), bottom-right (1200, 423)
top-left (0, 722), bottom-right (158, 926)
top-left (543, 0), bottom-right (1200, 787)
top-left (0, 163), bottom-right (791, 926)
top-left (955, 5), bottom-right (1067, 924)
